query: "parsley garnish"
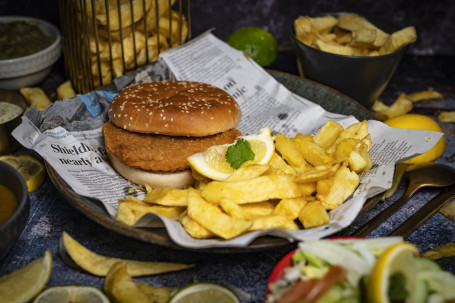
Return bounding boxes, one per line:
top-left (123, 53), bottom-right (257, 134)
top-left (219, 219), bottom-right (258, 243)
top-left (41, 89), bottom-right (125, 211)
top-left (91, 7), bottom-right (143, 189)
top-left (388, 272), bottom-right (408, 303)
top-left (225, 139), bottom-right (255, 169)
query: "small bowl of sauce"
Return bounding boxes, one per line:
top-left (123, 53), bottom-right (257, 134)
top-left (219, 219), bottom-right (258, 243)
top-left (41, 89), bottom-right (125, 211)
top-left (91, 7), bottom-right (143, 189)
top-left (0, 89), bottom-right (27, 154)
top-left (0, 159), bottom-right (29, 260)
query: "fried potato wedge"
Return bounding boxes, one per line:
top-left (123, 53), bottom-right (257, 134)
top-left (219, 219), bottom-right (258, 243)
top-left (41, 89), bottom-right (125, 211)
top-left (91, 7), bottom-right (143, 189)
top-left (116, 200), bottom-right (184, 226)
top-left (317, 166), bottom-right (360, 210)
top-left (143, 185), bottom-right (189, 206)
top-left (313, 120), bottom-right (344, 150)
top-left (179, 211), bottom-right (214, 239)
top-left (187, 189), bottom-right (252, 239)
top-left (249, 215), bottom-right (299, 231)
top-left (267, 152), bottom-right (296, 175)
top-left (241, 201), bottom-right (277, 217)
top-left (273, 197), bottom-right (308, 220)
top-left (378, 26), bottom-right (417, 55)
top-left (298, 200), bottom-right (330, 228)
top-left (225, 164), bottom-right (270, 181)
top-left (61, 232), bottom-right (193, 277)
top-left (275, 133), bottom-right (308, 168)
top-left (201, 175), bottom-right (301, 204)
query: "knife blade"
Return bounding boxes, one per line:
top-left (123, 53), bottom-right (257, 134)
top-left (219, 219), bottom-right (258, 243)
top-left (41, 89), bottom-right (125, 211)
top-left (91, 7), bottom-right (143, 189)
top-left (388, 183), bottom-right (455, 238)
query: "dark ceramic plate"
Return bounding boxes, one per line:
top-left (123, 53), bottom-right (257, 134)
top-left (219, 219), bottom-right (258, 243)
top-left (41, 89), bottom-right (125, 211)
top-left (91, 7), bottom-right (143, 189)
top-left (46, 70), bottom-right (374, 253)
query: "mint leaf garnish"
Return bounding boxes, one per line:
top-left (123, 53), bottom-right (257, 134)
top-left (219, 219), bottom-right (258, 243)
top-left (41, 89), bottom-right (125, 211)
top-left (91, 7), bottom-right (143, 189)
top-left (225, 139), bottom-right (255, 169)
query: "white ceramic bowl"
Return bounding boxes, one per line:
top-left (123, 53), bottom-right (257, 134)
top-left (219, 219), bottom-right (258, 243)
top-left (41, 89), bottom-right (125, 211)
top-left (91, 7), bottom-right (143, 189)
top-left (0, 16), bottom-right (62, 90)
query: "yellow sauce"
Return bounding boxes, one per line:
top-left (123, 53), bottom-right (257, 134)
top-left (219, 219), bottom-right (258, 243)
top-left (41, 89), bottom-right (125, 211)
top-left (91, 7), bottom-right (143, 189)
top-left (0, 102), bottom-right (23, 124)
top-left (0, 184), bottom-right (18, 225)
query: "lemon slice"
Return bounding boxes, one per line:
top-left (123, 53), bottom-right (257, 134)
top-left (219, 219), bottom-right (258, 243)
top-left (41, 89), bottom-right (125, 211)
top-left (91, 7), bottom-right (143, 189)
top-left (367, 242), bottom-right (419, 303)
top-left (0, 251), bottom-right (52, 303)
top-left (187, 127), bottom-right (275, 181)
top-left (168, 282), bottom-right (240, 303)
top-left (33, 286), bottom-right (109, 303)
top-left (0, 154), bottom-right (46, 193)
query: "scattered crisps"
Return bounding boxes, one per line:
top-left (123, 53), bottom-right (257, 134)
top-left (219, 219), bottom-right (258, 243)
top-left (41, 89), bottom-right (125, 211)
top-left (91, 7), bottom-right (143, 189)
top-left (374, 90), bottom-right (444, 121)
top-left (104, 262), bottom-right (152, 303)
top-left (115, 120), bottom-right (374, 240)
top-left (438, 111), bottom-right (455, 123)
top-left (104, 262), bottom-right (175, 303)
top-left (56, 80), bottom-right (76, 100)
top-left (19, 87), bottom-right (51, 111)
top-left (422, 243), bottom-right (455, 260)
top-left (294, 13), bottom-right (416, 56)
top-left (61, 232), bottom-right (193, 277)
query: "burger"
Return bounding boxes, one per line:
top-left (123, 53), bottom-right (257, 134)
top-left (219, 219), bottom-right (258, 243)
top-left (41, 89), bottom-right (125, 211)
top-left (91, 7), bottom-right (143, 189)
top-left (102, 80), bottom-right (242, 188)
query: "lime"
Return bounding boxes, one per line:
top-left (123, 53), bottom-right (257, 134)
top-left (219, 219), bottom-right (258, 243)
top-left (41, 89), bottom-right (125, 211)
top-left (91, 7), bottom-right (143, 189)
top-left (367, 242), bottom-right (419, 303)
top-left (384, 114), bottom-right (446, 164)
top-left (0, 154), bottom-right (46, 193)
top-left (187, 127), bottom-right (274, 181)
top-left (0, 251), bottom-right (52, 303)
top-left (227, 27), bottom-right (278, 66)
top-left (168, 282), bottom-right (240, 303)
top-left (33, 286), bottom-right (109, 303)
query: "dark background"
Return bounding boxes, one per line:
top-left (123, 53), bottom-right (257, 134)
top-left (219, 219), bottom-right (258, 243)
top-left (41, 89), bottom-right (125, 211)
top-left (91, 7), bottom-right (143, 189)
top-left (1, 0), bottom-right (454, 56)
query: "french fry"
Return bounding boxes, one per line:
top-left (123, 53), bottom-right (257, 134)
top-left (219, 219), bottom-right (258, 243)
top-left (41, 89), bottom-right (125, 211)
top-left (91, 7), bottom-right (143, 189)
top-left (225, 164), bottom-right (269, 182)
top-left (116, 200), bottom-right (184, 226)
top-left (267, 152), bottom-right (296, 175)
top-left (143, 185), bottom-right (189, 206)
top-left (313, 120), bottom-right (344, 150)
top-left (249, 215), bottom-right (299, 231)
top-left (378, 26), bottom-right (417, 55)
top-left (220, 199), bottom-right (250, 220)
top-left (294, 138), bottom-right (334, 166)
top-left (187, 189), bottom-right (252, 239)
top-left (179, 210), bottom-right (214, 239)
top-left (298, 200), bottom-right (330, 228)
top-left (273, 197), bottom-right (308, 220)
top-left (313, 39), bottom-right (355, 56)
top-left (294, 13), bottom-right (416, 57)
top-left (295, 164), bottom-right (339, 183)
top-left (349, 28), bottom-right (376, 48)
top-left (241, 201), bottom-right (277, 217)
top-left (275, 133), bottom-right (308, 168)
top-left (317, 166), bottom-right (360, 210)
top-left (337, 13), bottom-right (389, 48)
top-left (201, 175), bottom-right (301, 204)
top-left (310, 15), bottom-right (338, 33)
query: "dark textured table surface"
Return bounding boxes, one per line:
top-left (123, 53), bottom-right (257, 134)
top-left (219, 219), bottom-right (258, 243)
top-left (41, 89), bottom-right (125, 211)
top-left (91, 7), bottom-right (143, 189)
top-left (1, 2), bottom-right (455, 302)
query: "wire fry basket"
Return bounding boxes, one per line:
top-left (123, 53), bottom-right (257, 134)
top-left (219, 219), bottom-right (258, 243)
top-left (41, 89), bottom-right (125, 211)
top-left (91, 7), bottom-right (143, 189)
top-left (58, 0), bottom-right (191, 94)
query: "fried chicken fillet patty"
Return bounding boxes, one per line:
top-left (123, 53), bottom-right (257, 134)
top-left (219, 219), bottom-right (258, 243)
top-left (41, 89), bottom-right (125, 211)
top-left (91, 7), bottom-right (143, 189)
top-left (103, 122), bottom-right (241, 171)
top-left (103, 80), bottom-right (242, 188)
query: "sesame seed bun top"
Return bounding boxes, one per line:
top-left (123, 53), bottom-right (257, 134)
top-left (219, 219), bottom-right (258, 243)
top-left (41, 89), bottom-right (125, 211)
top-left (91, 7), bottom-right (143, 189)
top-left (108, 81), bottom-right (242, 137)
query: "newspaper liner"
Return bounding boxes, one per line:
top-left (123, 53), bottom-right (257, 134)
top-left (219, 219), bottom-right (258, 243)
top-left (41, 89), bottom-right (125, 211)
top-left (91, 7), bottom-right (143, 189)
top-left (13, 32), bottom-right (442, 249)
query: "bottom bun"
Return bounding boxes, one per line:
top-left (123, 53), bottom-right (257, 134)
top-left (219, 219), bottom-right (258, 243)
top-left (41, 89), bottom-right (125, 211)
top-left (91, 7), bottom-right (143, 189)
top-left (108, 154), bottom-right (195, 188)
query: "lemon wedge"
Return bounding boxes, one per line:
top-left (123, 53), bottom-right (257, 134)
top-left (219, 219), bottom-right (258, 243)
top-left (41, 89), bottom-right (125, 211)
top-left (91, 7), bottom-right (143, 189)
top-left (168, 282), bottom-right (240, 303)
top-left (367, 242), bottom-right (419, 303)
top-left (0, 251), bottom-right (52, 303)
top-left (384, 114), bottom-right (446, 164)
top-left (0, 154), bottom-right (46, 193)
top-left (187, 127), bottom-right (275, 181)
top-left (33, 286), bottom-right (109, 303)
